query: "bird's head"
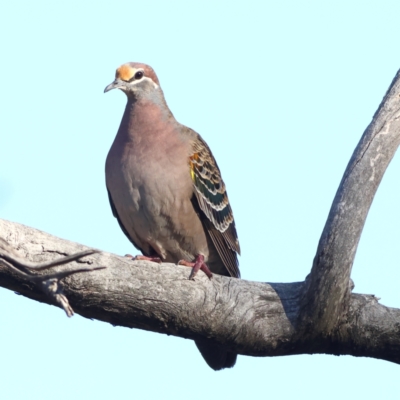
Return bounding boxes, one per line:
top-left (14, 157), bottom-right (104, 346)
top-left (104, 62), bottom-right (160, 98)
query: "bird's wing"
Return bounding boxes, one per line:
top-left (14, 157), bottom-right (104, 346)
top-left (189, 134), bottom-right (241, 278)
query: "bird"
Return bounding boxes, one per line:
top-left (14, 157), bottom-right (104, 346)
top-left (104, 62), bottom-right (241, 370)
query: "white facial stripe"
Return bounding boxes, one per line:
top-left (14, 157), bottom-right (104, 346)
top-left (130, 75), bottom-right (158, 89)
top-left (143, 76), bottom-right (159, 89)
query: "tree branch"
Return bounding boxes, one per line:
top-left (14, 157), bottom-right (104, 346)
top-left (1, 69), bottom-right (400, 365)
top-left (0, 219), bottom-right (400, 363)
top-left (0, 226), bottom-right (104, 316)
top-left (299, 68), bottom-right (400, 335)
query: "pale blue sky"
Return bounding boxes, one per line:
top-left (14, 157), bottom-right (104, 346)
top-left (1, 1), bottom-right (399, 399)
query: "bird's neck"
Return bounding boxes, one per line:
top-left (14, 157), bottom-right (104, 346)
top-left (115, 95), bottom-right (175, 143)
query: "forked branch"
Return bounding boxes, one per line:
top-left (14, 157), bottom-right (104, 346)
top-left (299, 68), bottom-right (400, 335)
top-left (1, 68), bottom-right (400, 364)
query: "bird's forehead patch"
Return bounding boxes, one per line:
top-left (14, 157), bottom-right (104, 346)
top-left (116, 64), bottom-right (135, 81)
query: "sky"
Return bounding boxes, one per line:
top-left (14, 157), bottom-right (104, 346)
top-left (1, 0), bottom-right (400, 399)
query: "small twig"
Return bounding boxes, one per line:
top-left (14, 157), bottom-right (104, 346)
top-left (0, 238), bottom-right (98, 270)
top-left (0, 238), bottom-right (105, 316)
top-left (0, 255), bottom-right (105, 281)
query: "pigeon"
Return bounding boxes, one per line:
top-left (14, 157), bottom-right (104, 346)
top-left (104, 62), bottom-right (240, 370)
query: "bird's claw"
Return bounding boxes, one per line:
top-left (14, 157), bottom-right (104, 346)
top-left (178, 255), bottom-right (213, 280)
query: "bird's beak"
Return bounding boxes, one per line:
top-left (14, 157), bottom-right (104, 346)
top-left (104, 79), bottom-right (126, 93)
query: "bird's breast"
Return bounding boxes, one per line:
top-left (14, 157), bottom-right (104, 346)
top-left (106, 128), bottom-right (194, 220)
top-left (105, 105), bottom-right (209, 262)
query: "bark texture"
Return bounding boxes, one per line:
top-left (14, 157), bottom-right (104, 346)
top-left (0, 219), bottom-right (400, 362)
top-left (299, 69), bottom-right (400, 336)
top-left (1, 68), bottom-right (400, 365)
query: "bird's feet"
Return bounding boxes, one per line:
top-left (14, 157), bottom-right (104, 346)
top-left (127, 254), bottom-right (162, 263)
top-left (178, 254), bottom-right (213, 280)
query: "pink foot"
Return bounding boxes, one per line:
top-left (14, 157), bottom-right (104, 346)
top-left (130, 255), bottom-right (162, 263)
top-left (178, 255), bottom-right (213, 280)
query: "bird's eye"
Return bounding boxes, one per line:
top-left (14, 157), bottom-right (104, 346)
top-left (135, 71), bottom-right (144, 80)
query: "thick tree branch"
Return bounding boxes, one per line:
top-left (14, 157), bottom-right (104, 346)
top-left (1, 69), bottom-right (400, 365)
top-left (0, 219), bottom-right (400, 363)
top-left (300, 69), bottom-right (400, 334)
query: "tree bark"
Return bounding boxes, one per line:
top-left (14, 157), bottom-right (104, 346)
top-left (1, 219), bottom-right (400, 362)
top-left (1, 68), bottom-right (400, 365)
top-left (299, 68), bottom-right (400, 335)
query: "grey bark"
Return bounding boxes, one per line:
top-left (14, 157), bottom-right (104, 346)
top-left (1, 68), bottom-right (400, 364)
top-left (299, 68), bottom-right (400, 336)
top-left (0, 236), bottom-right (103, 316)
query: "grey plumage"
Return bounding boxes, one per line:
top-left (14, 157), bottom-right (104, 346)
top-left (104, 62), bottom-right (240, 370)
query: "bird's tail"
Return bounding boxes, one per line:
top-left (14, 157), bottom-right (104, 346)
top-left (195, 340), bottom-right (237, 371)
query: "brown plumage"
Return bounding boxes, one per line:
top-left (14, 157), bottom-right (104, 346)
top-left (104, 62), bottom-right (240, 370)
